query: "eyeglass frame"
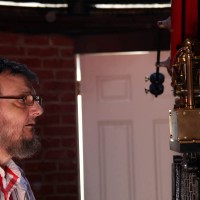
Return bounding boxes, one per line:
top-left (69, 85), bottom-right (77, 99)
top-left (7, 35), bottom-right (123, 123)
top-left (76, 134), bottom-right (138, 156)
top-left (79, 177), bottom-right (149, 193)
top-left (0, 94), bottom-right (42, 106)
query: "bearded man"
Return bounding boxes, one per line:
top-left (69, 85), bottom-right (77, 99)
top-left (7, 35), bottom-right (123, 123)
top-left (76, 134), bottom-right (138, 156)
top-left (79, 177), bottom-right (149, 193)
top-left (0, 58), bottom-right (43, 200)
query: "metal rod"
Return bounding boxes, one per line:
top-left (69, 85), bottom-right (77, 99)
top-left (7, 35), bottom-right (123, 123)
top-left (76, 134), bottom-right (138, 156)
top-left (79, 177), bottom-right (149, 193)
top-left (186, 47), bottom-right (194, 108)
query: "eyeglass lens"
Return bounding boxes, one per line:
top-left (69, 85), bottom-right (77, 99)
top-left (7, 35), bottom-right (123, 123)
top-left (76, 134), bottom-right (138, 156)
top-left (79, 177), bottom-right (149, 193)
top-left (25, 95), bottom-right (42, 106)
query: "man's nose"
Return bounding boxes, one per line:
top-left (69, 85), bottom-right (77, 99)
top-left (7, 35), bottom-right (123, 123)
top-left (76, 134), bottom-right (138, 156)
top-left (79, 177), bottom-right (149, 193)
top-left (30, 101), bottom-right (44, 117)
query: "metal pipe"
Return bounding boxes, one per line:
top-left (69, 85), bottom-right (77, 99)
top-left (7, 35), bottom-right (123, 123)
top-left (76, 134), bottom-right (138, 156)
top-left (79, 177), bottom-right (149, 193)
top-left (186, 47), bottom-right (194, 108)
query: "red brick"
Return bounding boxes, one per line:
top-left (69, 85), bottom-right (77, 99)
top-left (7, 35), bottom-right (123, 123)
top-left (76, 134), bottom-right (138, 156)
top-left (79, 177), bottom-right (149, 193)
top-left (43, 103), bottom-right (75, 114)
top-left (50, 36), bottom-right (74, 46)
top-left (26, 174), bottom-right (43, 182)
top-left (16, 58), bottom-right (42, 69)
top-left (56, 184), bottom-right (78, 193)
top-left (39, 115), bottom-right (60, 125)
top-left (62, 138), bottom-right (76, 148)
top-left (58, 162), bottom-right (77, 171)
top-left (0, 33), bottom-right (22, 45)
top-left (43, 59), bottom-right (75, 70)
top-left (24, 35), bottom-right (50, 45)
top-left (45, 172), bottom-right (77, 182)
top-left (0, 45), bottom-right (25, 55)
top-left (27, 47), bottom-right (58, 57)
top-left (42, 81), bottom-right (75, 91)
top-left (44, 126), bottom-right (76, 136)
top-left (60, 92), bottom-right (76, 102)
top-left (42, 138), bottom-right (61, 148)
top-left (61, 115), bottom-right (76, 124)
top-left (24, 162), bottom-right (57, 171)
top-left (55, 70), bottom-right (75, 80)
top-left (34, 184), bottom-right (55, 195)
top-left (44, 150), bottom-right (69, 160)
top-left (60, 48), bottom-right (74, 57)
top-left (34, 69), bottom-right (54, 79)
top-left (45, 195), bottom-right (78, 200)
top-left (41, 92), bottom-right (60, 102)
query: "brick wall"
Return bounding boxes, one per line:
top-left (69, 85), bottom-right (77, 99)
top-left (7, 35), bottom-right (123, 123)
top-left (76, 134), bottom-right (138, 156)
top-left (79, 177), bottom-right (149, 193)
top-left (0, 32), bottom-right (79, 200)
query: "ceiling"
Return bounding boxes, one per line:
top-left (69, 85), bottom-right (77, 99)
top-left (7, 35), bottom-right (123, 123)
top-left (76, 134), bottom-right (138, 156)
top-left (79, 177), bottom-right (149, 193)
top-left (0, 0), bottom-right (171, 52)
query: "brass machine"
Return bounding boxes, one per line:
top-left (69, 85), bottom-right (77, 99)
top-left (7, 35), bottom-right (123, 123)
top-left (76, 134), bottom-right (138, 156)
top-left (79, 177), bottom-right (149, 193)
top-left (147, 38), bottom-right (200, 199)
top-left (147, 0), bottom-right (200, 198)
top-left (169, 38), bottom-right (200, 200)
top-left (169, 38), bottom-right (200, 152)
top-left (147, 37), bottom-right (200, 199)
top-left (147, 18), bottom-right (200, 200)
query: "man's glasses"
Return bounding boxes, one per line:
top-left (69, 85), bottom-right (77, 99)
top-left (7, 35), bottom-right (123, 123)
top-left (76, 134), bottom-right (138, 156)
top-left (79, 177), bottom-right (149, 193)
top-left (0, 95), bottom-right (42, 106)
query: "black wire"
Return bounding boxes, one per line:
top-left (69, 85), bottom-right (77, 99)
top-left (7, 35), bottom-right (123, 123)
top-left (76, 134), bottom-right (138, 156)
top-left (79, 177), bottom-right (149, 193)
top-left (156, 29), bottom-right (161, 77)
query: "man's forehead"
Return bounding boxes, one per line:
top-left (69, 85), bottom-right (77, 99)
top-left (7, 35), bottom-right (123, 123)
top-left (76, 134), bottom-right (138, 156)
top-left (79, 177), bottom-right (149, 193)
top-left (0, 73), bottom-right (35, 94)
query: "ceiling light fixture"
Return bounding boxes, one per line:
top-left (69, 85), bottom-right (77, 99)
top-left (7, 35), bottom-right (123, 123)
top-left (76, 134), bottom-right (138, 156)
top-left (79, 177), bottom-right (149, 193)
top-left (0, 1), bottom-right (68, 8)
top-left (93, 3), bottom-right (171, 9)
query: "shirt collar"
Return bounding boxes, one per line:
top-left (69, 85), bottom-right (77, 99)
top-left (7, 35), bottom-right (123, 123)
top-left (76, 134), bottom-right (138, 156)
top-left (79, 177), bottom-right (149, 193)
top-left (5, 160), bottom-right (21, 180)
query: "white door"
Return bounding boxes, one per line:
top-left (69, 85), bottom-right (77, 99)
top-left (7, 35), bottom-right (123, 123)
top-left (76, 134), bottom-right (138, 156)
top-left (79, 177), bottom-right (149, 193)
top-left (79, 51), bottom-right (175, 200)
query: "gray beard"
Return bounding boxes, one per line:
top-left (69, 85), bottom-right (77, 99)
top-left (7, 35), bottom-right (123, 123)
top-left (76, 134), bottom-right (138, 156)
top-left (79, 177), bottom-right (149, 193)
top-left (6, 134), bottom-right (41, 159)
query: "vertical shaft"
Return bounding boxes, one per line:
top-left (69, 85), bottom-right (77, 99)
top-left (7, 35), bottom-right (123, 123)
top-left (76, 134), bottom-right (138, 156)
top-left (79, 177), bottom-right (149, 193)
top-left (186, 47), bottom-right (194, 109)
